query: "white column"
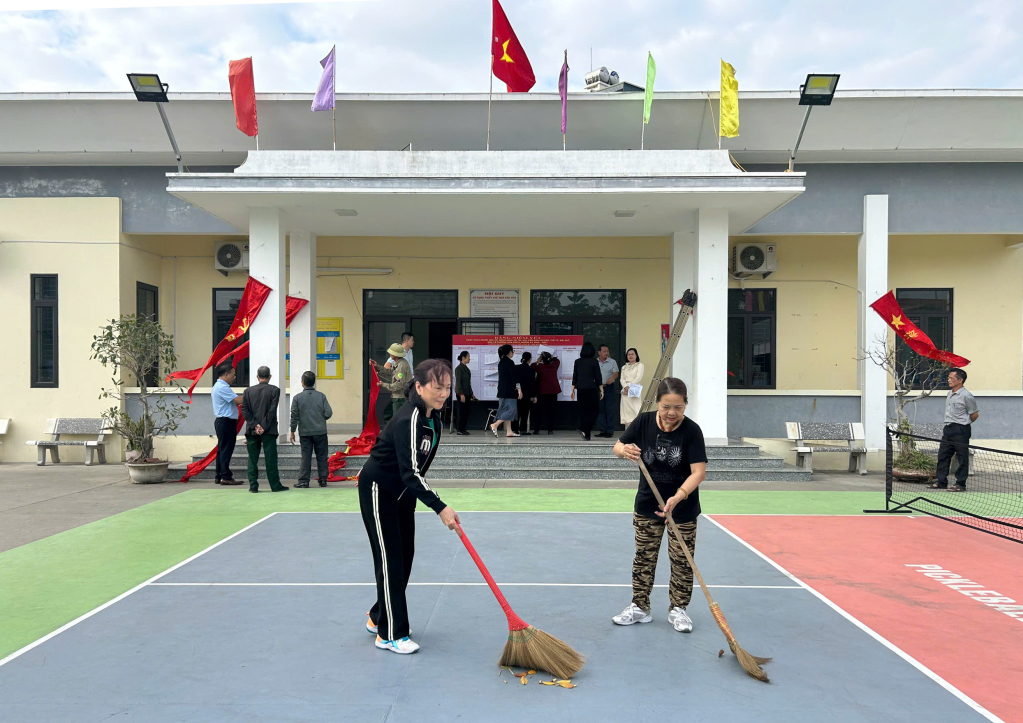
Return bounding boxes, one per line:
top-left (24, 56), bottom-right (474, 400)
top-left (670, 229), bottom-right (695, 385)
top-left (692, 208), bottom-right (729, 444)
top-left (249, 207), bottom-right (289, 439)
top-left (288, 230), bottom-right (317, 411)
top-left (858, 195), bottom-right (889, 450)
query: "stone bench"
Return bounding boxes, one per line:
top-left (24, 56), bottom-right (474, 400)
top-left (25, 418), bottom-right (112, 466)
top-left (786, 422), bottom-right (867, 475)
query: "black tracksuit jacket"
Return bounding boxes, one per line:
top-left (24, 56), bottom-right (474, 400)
top-left (359, 396), bottom-right (446, 513)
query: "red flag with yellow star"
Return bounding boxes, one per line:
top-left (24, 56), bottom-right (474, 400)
top-left (870, 291), bottom-right (970, 367)
top-left (492, 0), bottom-right (535, 92)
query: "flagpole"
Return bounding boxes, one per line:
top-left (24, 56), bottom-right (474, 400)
top-left (640, 120), bottom-right (645, 151)
top-left (332, 104), bottom-right (337, 151)
top-left (256, 134), bottom-right (259, 151)
top-left (487, 54), bottom-right (494, 151)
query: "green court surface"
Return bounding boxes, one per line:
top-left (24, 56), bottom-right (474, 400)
top-left (0, 489), bottom-right (882, 660)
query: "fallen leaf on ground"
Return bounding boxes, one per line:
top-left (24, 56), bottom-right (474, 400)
top-left (557, 681), bottom-right (576, 688)
top-left (540, 681), bottom-right (557, 686)
top-left (527, 670), bottom-right (536, 675)
top-left (513, 672), bottom-right (527, 678)
top-left (520, 676), bottom-right (528, 685)
top-left (718, 650), bottom-right (725, 657)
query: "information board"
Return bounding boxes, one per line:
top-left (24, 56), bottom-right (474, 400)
top-left (469, 289), bottom-right (519, 334)
top-left (286, 318), bottom-right (344, 380)
top-left (451, 334), bottom-right (583, 402)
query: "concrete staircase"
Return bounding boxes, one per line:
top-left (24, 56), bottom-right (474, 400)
top-left (174, 434), bottom-right (810, 483)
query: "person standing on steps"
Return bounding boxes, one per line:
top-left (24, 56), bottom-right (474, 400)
top-left (490, 344), bottom-right (522, 438)
top-left (359, 359), bottom-right (461, 655)
top-left (532, 350), bottom-right (561, 435)
top-left (596, 344), bottom-right (621, 438)
top-left (240, 365), bottom-right (289, 493)
top-left (929, 367), bottom-right (979, 492)
top-left (454, 351), bottom-right (476, 435)
top-left (612, 377), bottom-right (707, 633)
top-left (514, 351), bottom-right (538, 434)
top-left (371, 344), bottom-right (413, 423)
top-left (572, 341), bottom-right (603, 441)
top-left (620, 348), bottom-right (645, 426)
top-left (211, 361), bottom-right (244, 485)
top-left (289, 370), bottom-right (333, 488)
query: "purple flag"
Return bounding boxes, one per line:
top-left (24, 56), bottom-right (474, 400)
top-left (311, 45), bottom-right (336, 112)
top-left (559, 50), bottom-right (569, 134)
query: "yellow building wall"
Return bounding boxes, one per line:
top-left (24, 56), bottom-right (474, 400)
top-left (0, 198), bottom-right (123, 462)
top-left (730, 234), bottom-right (1023, 392)
top-left (729, 236), bottom-right (860, 390)
top-left (889, 235), bottom-right (1023, 390)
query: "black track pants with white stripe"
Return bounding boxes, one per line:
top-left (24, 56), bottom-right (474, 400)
top-left (359, 480), bottom-right (417, 641)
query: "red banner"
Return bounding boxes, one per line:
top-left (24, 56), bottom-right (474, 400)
top-left (228, 57), bottom-right (258, 137)
top-left (326, 364), bottom-right (381, 482)
top-left (870, 291), bottom-right (970, 367)
top-left (491, 0), bottom-right (535, 92)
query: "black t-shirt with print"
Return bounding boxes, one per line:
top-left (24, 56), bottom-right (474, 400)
top-left (618, 412), bottom-right (708, 523)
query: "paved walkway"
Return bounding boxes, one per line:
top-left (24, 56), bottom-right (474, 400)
top-left (0, 462), bottom-right (884, 553)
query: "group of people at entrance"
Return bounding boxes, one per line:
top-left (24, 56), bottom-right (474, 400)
top-left (211, 362), bottom-right (334, 491)
top-left (358, 351), bottom-right (707, 655)
top-left (451, 341), bottom-right (646, 440)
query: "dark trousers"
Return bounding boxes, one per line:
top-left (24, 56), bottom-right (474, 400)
top-left (214, 417), bottom-right (237, 482)
top-left (298, 433), bottom-right (329, 485)
top-left (597, 385), bottom-right (620, 434)
top-left (536, 393), bottom-right (558, 432)
top-left (514, 399), bottom-right (534, 433)
top-left (935, 423), bottom-right (972, 487)
top-left (577, 388), bottom-right (600, 436)
top-left (455, 399), bottom-right (471, 433)
top-left (246, 433), bottom-right (284, 491)
top-left (360, 479), bottom-right (416, 641)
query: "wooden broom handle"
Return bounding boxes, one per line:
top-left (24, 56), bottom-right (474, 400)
top-left (637, 457), bottom-right (717, 608)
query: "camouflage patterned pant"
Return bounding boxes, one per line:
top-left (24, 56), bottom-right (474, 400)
top-left (631, 513), bottom-right (697, 611)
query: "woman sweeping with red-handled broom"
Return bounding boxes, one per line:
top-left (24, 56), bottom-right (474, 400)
top-left (611, 377), bottom-right (707, 633)
top-left (359, 358), bottom-right (460, 655)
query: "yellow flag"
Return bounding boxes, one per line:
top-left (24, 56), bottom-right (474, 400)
top-left (719, 59), bottom-right (739, 138)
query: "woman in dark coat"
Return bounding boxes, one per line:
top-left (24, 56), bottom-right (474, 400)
top-left (453, 350), bottom-right (475, 435)
top-left (489, 344), bottom-right (522, 438)
top-left (514, 351), bottom-right (539, 434)
top-left (532, 351), bottom-right (562, 435)
top-left (572, 341), bottom-right (604, 441)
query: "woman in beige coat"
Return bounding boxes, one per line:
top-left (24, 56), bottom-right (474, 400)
top-left (619, 348), bottom-right (645, 426)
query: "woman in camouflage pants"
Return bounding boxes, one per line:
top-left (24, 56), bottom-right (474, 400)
top-left (611, 377), bottom-right (708, 632)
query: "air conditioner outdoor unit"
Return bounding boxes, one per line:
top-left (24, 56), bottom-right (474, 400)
top-left (214, 241), bottom-right (249, 272)
top-left (732, 242), bottom-right (778, 277)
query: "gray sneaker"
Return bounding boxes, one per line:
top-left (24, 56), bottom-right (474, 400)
top-left (669, 607), bottom-right (693, 632)
top-left (612, 603), bottom-right (653, 625)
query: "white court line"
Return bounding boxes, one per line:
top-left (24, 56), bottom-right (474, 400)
top-left (0, 512), bottom-right (280, 670)
top-left (149, 582), bottom-right (803, 589)
top-left (703, 515), bottom-right (1005, 723)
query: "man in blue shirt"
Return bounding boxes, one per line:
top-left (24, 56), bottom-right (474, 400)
top-left (212, 362), bottom-right (244, 485)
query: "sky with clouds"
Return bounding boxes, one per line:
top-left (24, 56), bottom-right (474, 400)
top-left (1, 0), bottom-right (1022, 94)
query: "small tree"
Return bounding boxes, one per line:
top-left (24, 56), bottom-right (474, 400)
top-left (90, 314), bottom-right (188, 460)
top-left (861, 334), bottom-right (948, 471)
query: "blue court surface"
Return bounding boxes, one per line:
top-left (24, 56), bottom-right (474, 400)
top-left (0, 512), bottom-right (995, 722)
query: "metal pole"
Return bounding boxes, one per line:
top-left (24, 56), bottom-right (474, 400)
top-left (332, 104), bottom-right (336, 151)
top-left (640, 119), bottom-right (645, 151)
top-left (487, 54), bottom-right (494, 151)
top-left (155, 102), bottom-right (183, 174)
top-left (788, 105), bottom-right (813, 172)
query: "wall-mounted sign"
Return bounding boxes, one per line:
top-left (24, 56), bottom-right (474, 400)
top-left (287, 317), bottom-right (343, 380)
top-left (470, 289), bottom-right (519, 335)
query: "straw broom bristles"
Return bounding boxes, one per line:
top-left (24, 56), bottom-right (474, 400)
top-left (638, 458), bottom-right (771, 683)
top-left (457, 523), bottom-right (586, 680)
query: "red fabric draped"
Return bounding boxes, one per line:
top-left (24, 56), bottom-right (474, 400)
top-left (326, 364), bottom-right (381, 482)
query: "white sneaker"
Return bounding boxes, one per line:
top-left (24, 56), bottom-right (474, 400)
top-left (612, 603), bottom-right (653, 625)
top-left (375, 635), bottom-right (419, 654)
top-left (669, 607), bottom-right (693, 633)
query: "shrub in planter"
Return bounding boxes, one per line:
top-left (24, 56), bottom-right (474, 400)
top-left (90, 315), bottom-right (188, 472)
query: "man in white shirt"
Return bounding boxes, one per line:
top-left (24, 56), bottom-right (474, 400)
top-left (930, 368), bottom-right (980, 491)
top-left (211, 362), bottom-right (244, 485)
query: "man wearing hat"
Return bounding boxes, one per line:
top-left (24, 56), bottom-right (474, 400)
top-left (371, 343), bottom-right (413, 423)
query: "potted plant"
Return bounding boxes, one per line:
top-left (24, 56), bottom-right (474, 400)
top-left (862, 335), bottom-right (946, 481)
top-left (91, 314), bottom-right (188, 483)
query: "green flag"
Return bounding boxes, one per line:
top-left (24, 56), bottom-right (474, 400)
top-left (643, 52), bottom-right (656, 123)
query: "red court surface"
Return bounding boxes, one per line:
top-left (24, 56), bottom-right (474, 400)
top-left (708, 515), bottom-right (1023, 723)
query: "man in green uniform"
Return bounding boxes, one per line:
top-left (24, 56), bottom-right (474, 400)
top-left (372, 343), bottom-right (413, 423)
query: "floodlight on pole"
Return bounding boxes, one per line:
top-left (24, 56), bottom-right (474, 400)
top-left (787, 73), bottom-right (840, 172)
top-left (127, 73), bottom-right (184, 174)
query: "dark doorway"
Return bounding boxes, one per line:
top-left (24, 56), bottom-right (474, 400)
top-left (136, 282), bottom-right (159, 387)
top-left (213, 288), bottom-right (249, 386)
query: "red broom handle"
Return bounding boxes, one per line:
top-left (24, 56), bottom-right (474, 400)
top-left (456, 523), bottom-right (529, 631)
